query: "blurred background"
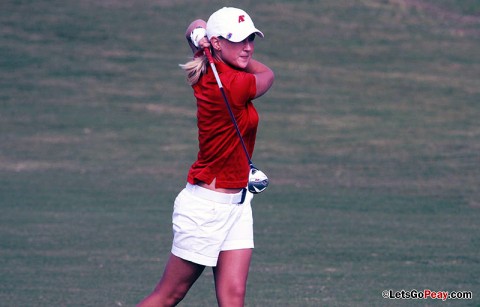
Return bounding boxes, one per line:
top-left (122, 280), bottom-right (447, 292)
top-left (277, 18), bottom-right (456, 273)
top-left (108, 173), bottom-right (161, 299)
top-left (1, 1), bottom-right (479, 306)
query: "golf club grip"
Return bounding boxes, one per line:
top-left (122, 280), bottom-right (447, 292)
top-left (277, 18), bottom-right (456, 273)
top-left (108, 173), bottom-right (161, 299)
top-left (203, 47), bottom-right (214, 64)
top-left (203, 47), bottom-right (224, 89)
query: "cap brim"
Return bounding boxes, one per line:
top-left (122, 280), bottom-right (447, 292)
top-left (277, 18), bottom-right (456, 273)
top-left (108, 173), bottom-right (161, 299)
top-left (228, 29), bottom-right (264, 42)
top-left (255, 30), bottom-right (264, 38)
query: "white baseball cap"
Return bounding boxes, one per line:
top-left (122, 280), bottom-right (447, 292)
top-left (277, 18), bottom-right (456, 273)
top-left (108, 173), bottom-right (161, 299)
top-left (206, 7), bottom-right (264, 43)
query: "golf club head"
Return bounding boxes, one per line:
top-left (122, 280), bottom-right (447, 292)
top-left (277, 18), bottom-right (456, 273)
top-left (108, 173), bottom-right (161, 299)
top-left (248, 166), bottom-right (269, 194)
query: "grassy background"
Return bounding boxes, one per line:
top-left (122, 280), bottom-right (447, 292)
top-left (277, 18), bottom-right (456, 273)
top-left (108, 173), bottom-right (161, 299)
top-left (1, 0), bottom-right (479, 306)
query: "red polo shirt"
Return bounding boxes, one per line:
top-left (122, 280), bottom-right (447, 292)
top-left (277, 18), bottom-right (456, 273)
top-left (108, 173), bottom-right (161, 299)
top-left (187, 60), bottom-right (258, 189)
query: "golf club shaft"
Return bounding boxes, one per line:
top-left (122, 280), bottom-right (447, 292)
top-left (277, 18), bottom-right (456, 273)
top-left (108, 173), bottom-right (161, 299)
top-left (203, 47), bottom-right (254, 167)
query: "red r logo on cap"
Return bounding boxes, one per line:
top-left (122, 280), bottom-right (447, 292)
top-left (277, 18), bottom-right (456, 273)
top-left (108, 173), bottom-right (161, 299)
top-left (238, 15), bottom-right (245, 23)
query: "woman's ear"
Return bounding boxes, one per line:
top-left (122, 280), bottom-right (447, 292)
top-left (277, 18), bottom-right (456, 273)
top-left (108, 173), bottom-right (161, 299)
top-left (210, 36), bottom-right (222, 51)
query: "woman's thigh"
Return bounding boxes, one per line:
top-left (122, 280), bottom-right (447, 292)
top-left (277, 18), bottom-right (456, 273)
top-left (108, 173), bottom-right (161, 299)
top-left (213, 249), bottom-right (253, 305)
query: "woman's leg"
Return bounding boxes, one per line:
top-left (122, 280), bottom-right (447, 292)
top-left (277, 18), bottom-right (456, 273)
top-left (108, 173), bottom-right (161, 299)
top-left (213, 248), bottom-right (253, 307)
top-left (137, 253), bottom-right (205, 307)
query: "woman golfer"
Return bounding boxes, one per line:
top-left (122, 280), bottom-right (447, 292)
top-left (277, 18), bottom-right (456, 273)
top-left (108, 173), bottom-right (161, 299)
top-left (138, 7), bottom-right (274, 307)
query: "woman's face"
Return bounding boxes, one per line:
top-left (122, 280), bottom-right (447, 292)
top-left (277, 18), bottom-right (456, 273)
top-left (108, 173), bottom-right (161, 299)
top-left (215, 34), bottom-right (255, 69)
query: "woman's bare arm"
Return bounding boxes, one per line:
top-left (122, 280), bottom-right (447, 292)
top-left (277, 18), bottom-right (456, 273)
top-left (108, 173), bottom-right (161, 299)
top-left (245, 59), bottom-right (275, 99)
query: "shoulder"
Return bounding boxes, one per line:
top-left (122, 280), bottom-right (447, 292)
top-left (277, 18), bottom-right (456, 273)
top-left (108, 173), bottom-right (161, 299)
top-left (218, 63), bottom-right (255, 93)
top-left (217, 64), bottom-right (256, 106)
top-left (228, 72), bottom-right (256, 104)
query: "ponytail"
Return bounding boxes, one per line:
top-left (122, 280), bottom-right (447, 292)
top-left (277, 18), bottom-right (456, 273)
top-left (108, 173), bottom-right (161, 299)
top-left (179, 55), bottom-right (208, 85)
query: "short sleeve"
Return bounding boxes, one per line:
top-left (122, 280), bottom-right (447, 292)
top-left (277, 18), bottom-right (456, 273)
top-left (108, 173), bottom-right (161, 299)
top-left (225, 72), bottom-right (256, 109)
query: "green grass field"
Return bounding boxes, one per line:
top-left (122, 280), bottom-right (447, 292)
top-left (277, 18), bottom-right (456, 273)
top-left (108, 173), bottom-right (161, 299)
top-left (1, 0), bottom-right (479, 306)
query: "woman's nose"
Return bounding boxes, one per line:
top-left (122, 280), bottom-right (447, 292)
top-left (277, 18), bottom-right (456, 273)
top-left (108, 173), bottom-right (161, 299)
top-left (243, 40), bottom-right (253, 51)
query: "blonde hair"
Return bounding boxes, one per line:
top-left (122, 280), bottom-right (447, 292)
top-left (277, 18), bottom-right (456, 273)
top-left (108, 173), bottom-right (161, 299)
top-left (179, 55), bottom-right (208, 85)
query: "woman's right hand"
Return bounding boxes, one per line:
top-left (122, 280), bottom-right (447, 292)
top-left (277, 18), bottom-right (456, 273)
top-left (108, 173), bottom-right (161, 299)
top-left (197, 36), bottom-right (210, 50)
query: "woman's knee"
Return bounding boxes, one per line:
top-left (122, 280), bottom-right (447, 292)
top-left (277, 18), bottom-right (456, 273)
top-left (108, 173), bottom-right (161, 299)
top-left (138, 286), bottom-right (188, 307)
top-left (216, 278), bottom-right (247, 304)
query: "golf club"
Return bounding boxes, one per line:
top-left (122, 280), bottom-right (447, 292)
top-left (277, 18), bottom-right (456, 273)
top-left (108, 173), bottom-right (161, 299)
top-left (203, 47), bottom-right (269, 194)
